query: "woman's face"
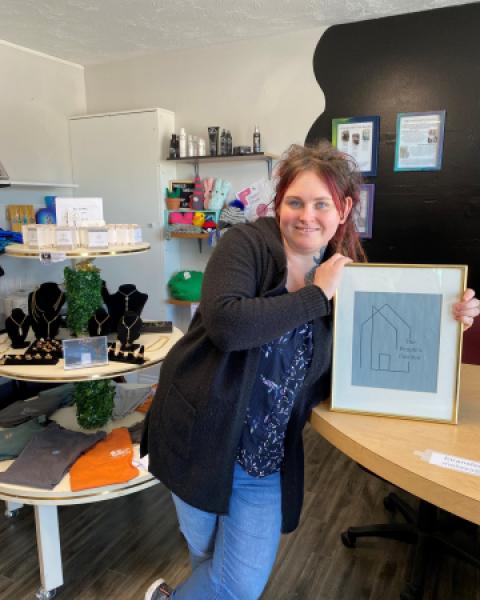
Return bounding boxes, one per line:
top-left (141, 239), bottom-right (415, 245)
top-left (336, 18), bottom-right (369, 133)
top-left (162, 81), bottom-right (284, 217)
top-left (278, 170), bottom-right (351, 256)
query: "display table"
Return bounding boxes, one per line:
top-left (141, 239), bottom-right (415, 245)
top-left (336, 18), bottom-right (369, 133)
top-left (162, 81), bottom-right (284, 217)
top-left (0, 328), bottom-right (181, 599)
top-left (310, 363), bottom-right (480, 524)
top-left (5, 242), bottom-right (150, 259)
top-left (0, 329), bottom-right (182, 382)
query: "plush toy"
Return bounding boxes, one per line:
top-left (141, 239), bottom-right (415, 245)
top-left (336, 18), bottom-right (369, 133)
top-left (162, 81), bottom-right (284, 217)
top-left (192, 212), bottom-right (205, 227)
top-left (202, 218), bottom-right (217, 231)
top-left (190, 176), bottom-right (204, 210)
top-left (203, 178), bottom-right (215, 209)
top-left (210, 178), bottom-right (232, 210)
top-left (169, 211), bottom-right (193, 225)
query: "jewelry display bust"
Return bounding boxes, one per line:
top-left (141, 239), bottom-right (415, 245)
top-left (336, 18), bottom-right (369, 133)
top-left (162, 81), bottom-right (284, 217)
top-left (87, 308), bottom-right (112, 337)
top-left (5, 308), bottom-right (31, 348)
top-left (105, 284), bottom-right (148, 330)
top-left (28, 282), bottom-right (65, 339)
top-left (117, 310), bottom-right (143, 350)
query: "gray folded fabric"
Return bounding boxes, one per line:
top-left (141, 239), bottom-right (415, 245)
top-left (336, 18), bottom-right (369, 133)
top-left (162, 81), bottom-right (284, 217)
top-left (0, 423), bottom-right (106, 489)
top-left (38, 384), bottom-right (75, 407)
top-left (112, 383), bottom-right (151, 420)
top-left (0, 420), bottom-right (45, 460)
top-left (0, 387), bottom-right (74, 428)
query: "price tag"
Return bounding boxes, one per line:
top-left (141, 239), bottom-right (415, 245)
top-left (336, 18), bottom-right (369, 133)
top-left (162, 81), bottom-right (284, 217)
top-left (39, 252), bottom-right (67, 264)
top-left (87, 230), bottom-right (109, 248)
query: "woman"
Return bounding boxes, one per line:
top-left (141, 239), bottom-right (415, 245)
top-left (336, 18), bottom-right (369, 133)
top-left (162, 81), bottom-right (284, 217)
top-left (143, 142), bottom-right (479, 600)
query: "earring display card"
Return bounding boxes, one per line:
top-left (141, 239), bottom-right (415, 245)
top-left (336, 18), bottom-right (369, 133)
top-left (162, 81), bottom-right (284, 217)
top-left (63, 336), bottom-right (108, 370)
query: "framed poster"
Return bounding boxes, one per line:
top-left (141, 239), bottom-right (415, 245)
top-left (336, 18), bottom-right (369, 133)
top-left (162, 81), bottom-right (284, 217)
top-left (332, 116), bottom-right (380, 176)
top-left (169, 180), bottom-right (194, 209)
top-left (394, 110), bottom-right (446, 171)
top-left (331, 263), bottom-right (467, 423)
top-left (354, 184), bottom-right (375, 239)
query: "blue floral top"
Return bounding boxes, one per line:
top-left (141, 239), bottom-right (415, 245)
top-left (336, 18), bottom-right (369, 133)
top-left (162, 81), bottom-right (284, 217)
top-left (236, 322), bottom-right (314, 477)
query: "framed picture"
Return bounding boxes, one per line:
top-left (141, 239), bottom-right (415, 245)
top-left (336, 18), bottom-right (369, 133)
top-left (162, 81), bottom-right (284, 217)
top-left (354, 184), bottom-right (375, 239)
top-left (394, 110), bottom-right (446, 171)
top-left (332, 116), bottom-right (380, 176)
top-left (63, 336), bottom-right (108, 370)
top-left (169, 180), bottom-right (194, 209)
top-left (331, 263), bottom-right (467, 423)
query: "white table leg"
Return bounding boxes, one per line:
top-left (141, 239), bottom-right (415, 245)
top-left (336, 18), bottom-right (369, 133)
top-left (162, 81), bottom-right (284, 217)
top-left (4, 500), bottom-right (23, 517)
top-left (34, 505), bottom-right (63, 595)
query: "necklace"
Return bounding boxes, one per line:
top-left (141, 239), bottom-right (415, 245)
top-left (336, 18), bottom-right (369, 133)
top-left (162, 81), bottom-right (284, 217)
top-left (118, 288), bottom-right (136, 311)
top-left (42, 313), bottom-right (59, 339)
top-left (120, 315), bottom-right (140, 343)
top-left (10, 313), bottom-right (27, 335)
top-left (94, 313), bottom-right (109, 335)
top-left (31, 288), bottom-right (64, 322)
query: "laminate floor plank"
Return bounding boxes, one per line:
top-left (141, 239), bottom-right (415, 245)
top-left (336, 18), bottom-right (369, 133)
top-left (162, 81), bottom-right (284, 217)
top-left (0, 425), bottom-right (477, 599)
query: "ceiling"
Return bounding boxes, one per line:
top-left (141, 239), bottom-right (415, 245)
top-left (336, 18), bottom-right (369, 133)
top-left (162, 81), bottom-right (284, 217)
top-left (0, 0), bottom-right (472, 66)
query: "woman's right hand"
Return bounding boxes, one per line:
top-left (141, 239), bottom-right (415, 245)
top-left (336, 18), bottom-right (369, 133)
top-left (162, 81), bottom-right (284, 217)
top-left (313, 253), bottom-right (352, 299)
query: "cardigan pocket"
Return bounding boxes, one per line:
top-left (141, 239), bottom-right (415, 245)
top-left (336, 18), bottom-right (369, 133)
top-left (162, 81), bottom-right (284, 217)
top-left (161, 383), bottom-right (196, 460)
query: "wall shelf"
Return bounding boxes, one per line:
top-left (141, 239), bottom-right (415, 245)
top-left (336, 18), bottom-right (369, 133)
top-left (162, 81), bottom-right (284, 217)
top-left (166, 152), bottom-right (278, 179)
top-left (2, 181), bottom-right (79, 189)
top-left (167, 298), bottom-right (197, 306)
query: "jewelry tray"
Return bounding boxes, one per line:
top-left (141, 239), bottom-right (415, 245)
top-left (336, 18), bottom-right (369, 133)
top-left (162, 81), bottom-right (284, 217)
top-left (107, 348), bottom-right (145, 365)
top-left (1, 354), bottom-right (59, 365)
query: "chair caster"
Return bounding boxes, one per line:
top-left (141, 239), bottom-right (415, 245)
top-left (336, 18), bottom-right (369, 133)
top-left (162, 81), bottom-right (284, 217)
top-left (35, 587), bottom-right (56, 599)
top-left (341, 530), bottom-right (356, 548)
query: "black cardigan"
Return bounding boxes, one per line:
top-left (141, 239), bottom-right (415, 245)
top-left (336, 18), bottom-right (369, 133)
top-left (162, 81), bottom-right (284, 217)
top-left (141, 217), bottom-right (333, 533)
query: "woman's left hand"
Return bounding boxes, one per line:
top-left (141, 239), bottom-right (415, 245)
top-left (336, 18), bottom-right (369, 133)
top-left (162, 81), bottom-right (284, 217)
top-left (453, 288), bottom-right (480, 330)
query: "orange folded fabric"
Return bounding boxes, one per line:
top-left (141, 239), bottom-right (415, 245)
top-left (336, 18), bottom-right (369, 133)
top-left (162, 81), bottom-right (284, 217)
top-left (135, 384), bottom-right (157, 413)
top-left (69, 427), bottom-right (139, 491)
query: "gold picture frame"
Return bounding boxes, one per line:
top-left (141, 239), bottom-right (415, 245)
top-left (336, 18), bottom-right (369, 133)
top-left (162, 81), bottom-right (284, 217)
top-left (331, 263), bottom-right (467, 424)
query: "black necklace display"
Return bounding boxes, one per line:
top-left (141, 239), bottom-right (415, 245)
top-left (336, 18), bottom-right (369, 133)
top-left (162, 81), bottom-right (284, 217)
top-left (28, 282), bottom-right (65, 339)
top-left (5, 308), bottom-right (31, 348)
top-left (87, 308), bottom-right (112, 337)
top-left (117, 310), bottom-right (143, 350)
top-left (104, 284), bottom-right (148, 329)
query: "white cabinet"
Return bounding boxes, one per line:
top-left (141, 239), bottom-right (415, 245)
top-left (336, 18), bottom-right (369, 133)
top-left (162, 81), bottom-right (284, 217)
top-left (69, 108), bottom-right (176, 321)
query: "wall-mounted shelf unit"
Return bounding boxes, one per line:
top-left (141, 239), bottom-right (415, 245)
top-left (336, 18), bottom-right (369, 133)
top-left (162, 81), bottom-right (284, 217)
top-left (164, 208), bottom-right (221, 251)
top-left (166, 152), bottom-right (278, 179)
top-left (2, 181), bottom-right (79, 189)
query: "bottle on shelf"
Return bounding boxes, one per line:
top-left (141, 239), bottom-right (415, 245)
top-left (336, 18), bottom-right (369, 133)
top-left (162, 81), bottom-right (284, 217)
top-left (226, 130), bottom-right (233, 155)
top-left (220, 129), bottom-right (227, 155)
top-left (198, 138), bottom-right (206, 156)
top-left (179, 128), bottom-right (187, 158)
top-left (253, 125), bottom-right (261, 153)
top-left (187, 134), bottom-right (194, 157)
top-left (192, 136), bottom-right (199, 157)
top-left (169, 134), bottom-right (178, 159)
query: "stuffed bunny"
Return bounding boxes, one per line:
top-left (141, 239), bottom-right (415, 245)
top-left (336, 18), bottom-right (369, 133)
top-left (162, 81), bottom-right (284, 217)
top-left (203, 178), bottom-right (215, 209)
top-left (210, 178), bottom-right (232, 210)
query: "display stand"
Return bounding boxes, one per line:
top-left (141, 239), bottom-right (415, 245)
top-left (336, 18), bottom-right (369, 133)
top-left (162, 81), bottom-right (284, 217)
top-left (0, 243), bottom-right (180, 599)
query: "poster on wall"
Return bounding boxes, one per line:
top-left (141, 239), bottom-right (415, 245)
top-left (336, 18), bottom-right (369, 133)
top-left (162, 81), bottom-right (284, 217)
top-left (394, 111), bottom-right (446, 171)
top-left (332, 116), bottom-right (380, 176)
top-left (331, 263), bottom-right (466, 423)
top-left (354, 184), bottom-right (375, 239)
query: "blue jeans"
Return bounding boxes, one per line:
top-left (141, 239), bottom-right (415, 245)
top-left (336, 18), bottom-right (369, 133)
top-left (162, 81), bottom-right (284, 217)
top-left (171, 463), bottom-right (282, 600)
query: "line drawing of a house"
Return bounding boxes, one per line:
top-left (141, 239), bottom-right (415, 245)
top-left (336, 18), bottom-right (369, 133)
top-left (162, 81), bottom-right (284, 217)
top-left (359, 304), bottom-right (415, 373)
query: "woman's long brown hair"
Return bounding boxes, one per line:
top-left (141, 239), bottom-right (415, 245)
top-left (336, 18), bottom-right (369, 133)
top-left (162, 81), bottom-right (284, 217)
top-left (273, 142), bottom-right (367, 262)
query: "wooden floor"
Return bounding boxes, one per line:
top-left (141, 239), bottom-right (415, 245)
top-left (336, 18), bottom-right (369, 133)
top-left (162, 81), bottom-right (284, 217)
top-left (0, 424), bottom-right (478, 600)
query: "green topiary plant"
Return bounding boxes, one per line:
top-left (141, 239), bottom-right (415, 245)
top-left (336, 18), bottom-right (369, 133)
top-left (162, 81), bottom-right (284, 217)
top-left (64, 261), bottom-right (103, 336)
top-left (74, 380), bottom-right (115, 429)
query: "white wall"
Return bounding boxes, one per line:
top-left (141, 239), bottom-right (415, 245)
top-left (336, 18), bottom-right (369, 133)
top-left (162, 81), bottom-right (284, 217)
top-left (84, 28), bottom-right (326, 330)
top-left (84, 27), bottom-right (326, 155)
top-left (0, 41), bottom-right (87, 308)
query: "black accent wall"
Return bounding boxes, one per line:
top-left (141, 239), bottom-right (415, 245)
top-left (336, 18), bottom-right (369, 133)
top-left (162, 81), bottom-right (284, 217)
top-left (306, 3), bottom-right (480, 291)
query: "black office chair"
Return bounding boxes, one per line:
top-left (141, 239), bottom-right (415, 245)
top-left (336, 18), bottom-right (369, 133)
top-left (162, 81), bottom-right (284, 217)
top-left (341, 484), bottom-right (480, 599)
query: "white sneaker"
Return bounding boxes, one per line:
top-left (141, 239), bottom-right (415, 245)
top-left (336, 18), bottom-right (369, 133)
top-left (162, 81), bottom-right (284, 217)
top-left (145, 578), bottom-right (173, 600)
